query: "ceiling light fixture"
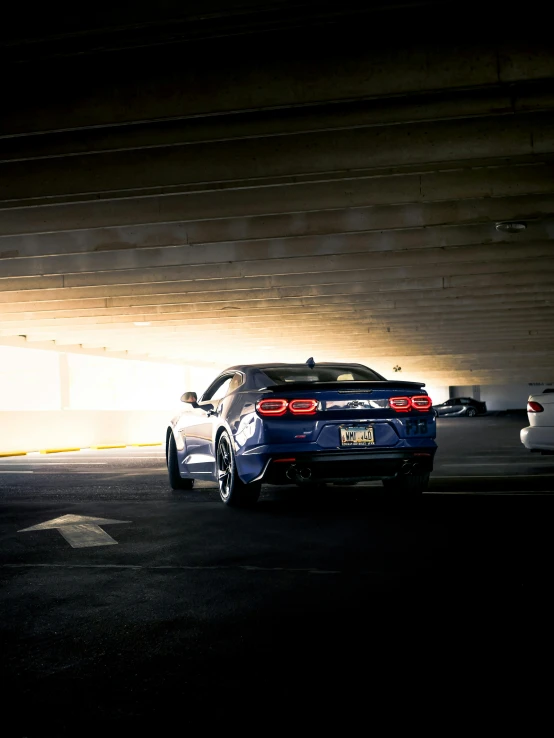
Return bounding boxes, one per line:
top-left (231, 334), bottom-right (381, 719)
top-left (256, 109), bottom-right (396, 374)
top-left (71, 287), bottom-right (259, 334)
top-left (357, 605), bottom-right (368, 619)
top-left (495, 221), bottom-right (527, 233)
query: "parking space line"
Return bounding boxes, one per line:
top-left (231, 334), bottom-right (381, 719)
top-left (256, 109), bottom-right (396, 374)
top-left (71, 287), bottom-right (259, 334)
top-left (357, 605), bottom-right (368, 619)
top-left (0, 469), bottom-right (164, 476)
top-left (433, 474), bottom-right (554, 478)
top-left (40, 448), bottom-right (81, 454)
top-left (0, 447), bottom-right (165, 457)
top-left (0, 563), bottom-right (349, 575)
top-left (0, 463), bottom-right (109, 466)
top-left (440, 463), bottom-right (553, 467)
top-left (90, 445), bottom-right (127, 450)
top-left (427, 491), bottom-right (554, 495)
top-left (27, 469), bottom-right (166, 474)
top-left (55, 456), bottom-right (165, 460)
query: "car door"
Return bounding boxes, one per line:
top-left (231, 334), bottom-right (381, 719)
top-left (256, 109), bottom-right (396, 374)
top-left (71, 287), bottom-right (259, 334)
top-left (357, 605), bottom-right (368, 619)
top-left (184, 375), bottom-right (234, 478)
top-left (438, 399), bottom-right (455, 416)
top-left (459, 398), bottom-right (471, 415)
top-left (449, 397), bottom-right (468, 415)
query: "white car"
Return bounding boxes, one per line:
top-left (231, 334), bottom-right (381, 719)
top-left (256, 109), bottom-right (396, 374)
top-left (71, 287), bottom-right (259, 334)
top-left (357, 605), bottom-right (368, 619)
top-left (520, 391), bottom-right (554, 454)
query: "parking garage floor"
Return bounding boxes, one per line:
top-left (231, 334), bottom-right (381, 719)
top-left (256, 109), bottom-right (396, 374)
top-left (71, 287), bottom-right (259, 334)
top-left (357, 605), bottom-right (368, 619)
top-left (1, 416), bottom-right (553, 732)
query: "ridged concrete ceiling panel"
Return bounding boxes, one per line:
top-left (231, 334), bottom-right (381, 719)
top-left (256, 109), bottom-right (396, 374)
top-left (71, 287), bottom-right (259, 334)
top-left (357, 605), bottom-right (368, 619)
top-left (1, 5), bottom-right (553, 383)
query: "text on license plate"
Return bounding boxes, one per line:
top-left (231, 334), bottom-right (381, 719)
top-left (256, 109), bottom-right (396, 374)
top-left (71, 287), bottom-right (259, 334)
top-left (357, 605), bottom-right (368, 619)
top-left (340, 426), bottom-right (375, 446)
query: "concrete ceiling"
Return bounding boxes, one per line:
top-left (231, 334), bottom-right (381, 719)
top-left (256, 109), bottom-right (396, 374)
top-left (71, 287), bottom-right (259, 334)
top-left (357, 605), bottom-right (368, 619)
top-left (1, 1), bottom-right (553, 384)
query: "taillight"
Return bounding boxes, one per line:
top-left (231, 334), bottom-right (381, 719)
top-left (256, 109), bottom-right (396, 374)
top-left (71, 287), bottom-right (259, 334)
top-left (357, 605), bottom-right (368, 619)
top-left (527, 401), bottom-right (544, 413)
top-left (289, 399), bottom-right (318, 415)
top-left (389, 397), bottom-right (411, 412)
top-left (256, 398), bottom-right (288, 416)
top-left (389, 395), bottom-right (432, 412)
top-left (411, 395), bottom-right (432, 411)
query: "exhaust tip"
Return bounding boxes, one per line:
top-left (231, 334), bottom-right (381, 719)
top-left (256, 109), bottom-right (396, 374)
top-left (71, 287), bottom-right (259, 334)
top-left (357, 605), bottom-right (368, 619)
top-left (286, 464), bottom-right (312, 483)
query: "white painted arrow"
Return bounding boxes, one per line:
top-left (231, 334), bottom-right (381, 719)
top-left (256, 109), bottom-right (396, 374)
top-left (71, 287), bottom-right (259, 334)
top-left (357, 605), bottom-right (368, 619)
top-left (19, 514), bottom-right (131, 548)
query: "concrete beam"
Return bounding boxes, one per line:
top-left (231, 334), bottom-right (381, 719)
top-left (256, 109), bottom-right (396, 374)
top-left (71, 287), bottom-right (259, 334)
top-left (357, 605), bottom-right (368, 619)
top-left (2, 299), bottom-right (552, 325)
top-left (3, 112), bottom-right (553, 204)
top-left (3, 22), bottom-right (553, 136)
top-left (0, 34), bottom-right (502, 136)
top-left (13, 323), bottom-right (554, 347)
top-left (0, 229), bottom-right (554, 280)
top-left (2, 161), bottom-right (553, 234)
top-left (0, 280), bottom-right (550, 312)
top-left (1, 212), bottom-right (553, 266)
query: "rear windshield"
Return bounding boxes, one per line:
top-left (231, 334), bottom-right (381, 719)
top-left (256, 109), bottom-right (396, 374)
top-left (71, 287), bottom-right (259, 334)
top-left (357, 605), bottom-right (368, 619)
top-left (257, 365), bottom-right (384, 384)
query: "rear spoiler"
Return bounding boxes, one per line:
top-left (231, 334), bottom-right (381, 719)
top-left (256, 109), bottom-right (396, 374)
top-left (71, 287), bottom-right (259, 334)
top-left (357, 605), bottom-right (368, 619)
top-left (262, 381), bottom-right (425, 392)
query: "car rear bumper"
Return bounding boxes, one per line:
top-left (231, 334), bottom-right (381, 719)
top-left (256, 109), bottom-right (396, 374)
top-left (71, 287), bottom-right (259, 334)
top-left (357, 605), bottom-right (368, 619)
top-left (521, 425), bottom-right (554, 452)
top-left (243, 448), bottom-right (436, 485)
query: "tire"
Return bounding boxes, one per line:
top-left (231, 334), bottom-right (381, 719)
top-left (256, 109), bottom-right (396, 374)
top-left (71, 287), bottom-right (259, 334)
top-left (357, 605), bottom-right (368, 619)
top-left (466, 407), bottom-right (477, 417)
top-left (167, 434), bottom-right (194, 490)
top-left (382, 472), bottom-right (429, 497)
top-left (217, 432), bottom-right (261, 507)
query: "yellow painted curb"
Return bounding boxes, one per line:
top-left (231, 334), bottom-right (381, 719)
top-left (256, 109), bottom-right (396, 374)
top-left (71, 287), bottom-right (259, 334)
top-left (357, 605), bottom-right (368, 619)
top-left (90, 444), bottom-right (127, 450)
top-left (40, 447), bottom-right (81, 454)
top-left (131, 443), bottom-right (163, 447)
top-left (0, 451), bottom-right (27, 457)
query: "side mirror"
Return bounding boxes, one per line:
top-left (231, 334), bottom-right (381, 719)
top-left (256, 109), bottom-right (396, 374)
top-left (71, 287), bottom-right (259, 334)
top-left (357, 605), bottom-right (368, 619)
top-left (180, 391), bottom-right (198, 405)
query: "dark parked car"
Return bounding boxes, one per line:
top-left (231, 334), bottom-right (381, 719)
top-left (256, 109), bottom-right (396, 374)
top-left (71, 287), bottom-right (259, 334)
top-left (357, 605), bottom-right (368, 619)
top-left (433, 397), bottom-right (487, 417)
top-left (166, 359), bottom-right (437, 506)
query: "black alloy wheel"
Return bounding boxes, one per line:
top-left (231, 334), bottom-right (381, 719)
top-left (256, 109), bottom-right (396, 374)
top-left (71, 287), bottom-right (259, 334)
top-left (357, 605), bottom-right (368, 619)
top-left (216, 432), bottom-right (261, 507)
top-left (466, 407), bottom-right (477, 417)
top-left (167, 434), bottom-right (194, 490)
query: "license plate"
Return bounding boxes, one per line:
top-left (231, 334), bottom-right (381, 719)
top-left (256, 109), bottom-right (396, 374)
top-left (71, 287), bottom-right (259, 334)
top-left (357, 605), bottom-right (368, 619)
top-left (340, 425), bottom-right (375, 446)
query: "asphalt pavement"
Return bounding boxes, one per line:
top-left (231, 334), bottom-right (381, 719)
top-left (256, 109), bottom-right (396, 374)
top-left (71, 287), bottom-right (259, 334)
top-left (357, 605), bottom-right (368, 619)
top-left (1, 416), bottom-right (553, 733)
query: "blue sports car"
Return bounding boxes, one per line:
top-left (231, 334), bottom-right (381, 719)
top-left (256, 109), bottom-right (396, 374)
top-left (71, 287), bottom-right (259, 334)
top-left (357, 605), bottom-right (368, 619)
top-left (166, 359), bottom-right (437, 506)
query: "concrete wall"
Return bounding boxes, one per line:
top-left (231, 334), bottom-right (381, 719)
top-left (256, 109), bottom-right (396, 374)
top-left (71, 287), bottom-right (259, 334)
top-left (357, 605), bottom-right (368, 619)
top-left (0, 410), bottom-right (170, 452)
top-left (450, 386), bottom-right (482, 400)
top-left (424, 385), bottom-right (449, 405)
top-left (0, 344), bottom-right (202, 452)
top-left (480, 383), bottom-right (554, 411)
top-left (447, 384), bottom-right (554, 410)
